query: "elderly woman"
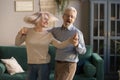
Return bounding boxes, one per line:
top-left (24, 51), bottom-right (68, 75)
top-left (15, 11), bottom-right (78, 80)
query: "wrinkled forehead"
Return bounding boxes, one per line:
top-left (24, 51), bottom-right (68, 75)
top-left (64, 10), bottom-right (77, 17)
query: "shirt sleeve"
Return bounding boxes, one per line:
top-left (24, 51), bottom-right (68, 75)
top-left (50, 33), bottom-right (72, 49)
top-left (15, 32), bottom-right (26, 46)
top-left (76, 31), bottom-right (86, 54)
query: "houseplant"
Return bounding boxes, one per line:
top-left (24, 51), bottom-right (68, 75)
top-left (55, 0), bottom-right (69, 12)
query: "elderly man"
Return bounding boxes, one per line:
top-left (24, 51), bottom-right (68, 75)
top-left (50, 7), bottom-right (86, 80)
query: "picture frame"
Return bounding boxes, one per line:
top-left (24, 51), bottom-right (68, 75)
top-left (14, 0), bottom-right (34, 12)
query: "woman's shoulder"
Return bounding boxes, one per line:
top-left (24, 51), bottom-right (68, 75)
top-left (22, 27), bottom-right (32, 30)
top-left (46, 31), bottom-right (52, 35)
top-left (27, 27), bottom-right (33, 30)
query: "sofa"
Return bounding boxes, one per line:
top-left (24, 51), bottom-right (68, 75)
top-left (0, 45), bottom-right (104, 80)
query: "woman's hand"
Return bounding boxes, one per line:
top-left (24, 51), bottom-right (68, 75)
top-left (18, 27), bottom-right (28, 35)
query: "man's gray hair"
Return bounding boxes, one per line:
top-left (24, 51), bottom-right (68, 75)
top-left (64, 7), bottom-right (77, 16)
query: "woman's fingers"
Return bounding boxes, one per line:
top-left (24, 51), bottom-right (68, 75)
top-left (19, 27), bottom-right (28, 35)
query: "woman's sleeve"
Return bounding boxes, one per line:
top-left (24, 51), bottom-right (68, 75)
top-left (15, 32), bottom-right (26, 46)
top-left (50, 34), bottom-right (72, 49)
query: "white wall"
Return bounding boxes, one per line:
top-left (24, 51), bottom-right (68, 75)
top-left (0, 0), bottom-right (81, 46)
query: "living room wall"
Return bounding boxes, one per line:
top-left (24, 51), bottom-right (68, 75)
top-left (0, 0), bottom-right (81, 45)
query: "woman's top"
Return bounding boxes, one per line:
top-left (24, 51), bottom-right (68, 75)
top-left (15, 28), bottom-right (71, 64)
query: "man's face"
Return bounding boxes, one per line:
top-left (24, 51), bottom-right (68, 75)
top-left (63, 10), bottom-right (77, 27)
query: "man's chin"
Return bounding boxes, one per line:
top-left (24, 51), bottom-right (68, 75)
top-left (66, 23), bottom-right (71, 27)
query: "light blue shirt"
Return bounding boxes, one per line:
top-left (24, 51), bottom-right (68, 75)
top-left (50, 25), bottom-right (86, 62)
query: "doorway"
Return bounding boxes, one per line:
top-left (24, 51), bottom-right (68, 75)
top-left (90, 0), bottom-right (120, 78)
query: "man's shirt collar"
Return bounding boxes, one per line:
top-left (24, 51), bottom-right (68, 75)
top-left (61, 24), bottom-right (73, 30)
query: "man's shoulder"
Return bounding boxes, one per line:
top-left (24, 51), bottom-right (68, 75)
top-left (72, 26), bottom-right (80, 31)
top-left (52, 27), bottom-right (61, 30)
top-left (72, 26), bottom-right (83, 34)
top-left (51, 27), bottom-right (61, 31)
top-left (47, 27), bottom-right (61, 33)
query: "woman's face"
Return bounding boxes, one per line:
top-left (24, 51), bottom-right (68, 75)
top-left (37, 13), bottom-right (49, 27)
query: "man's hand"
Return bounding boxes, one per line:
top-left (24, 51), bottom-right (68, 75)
top-left (72, 33), bottom-right (79, 47)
